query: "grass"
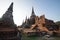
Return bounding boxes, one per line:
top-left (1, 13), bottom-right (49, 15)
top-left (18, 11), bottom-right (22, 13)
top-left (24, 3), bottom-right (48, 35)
top-left (21, 33), bottom-right (60, 40)
top-left (54, 36), bottom-right (60, 40)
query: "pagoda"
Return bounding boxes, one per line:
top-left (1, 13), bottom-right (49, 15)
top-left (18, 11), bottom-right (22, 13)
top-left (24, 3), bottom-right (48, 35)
top-left (0, 2), bottom-right (21, 40)
top-left (20, 7), bottom-right (59, 36)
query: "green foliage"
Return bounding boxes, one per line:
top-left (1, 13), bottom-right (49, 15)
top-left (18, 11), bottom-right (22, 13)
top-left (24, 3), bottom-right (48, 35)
top-left (55, 21), bottom-right (60, 26)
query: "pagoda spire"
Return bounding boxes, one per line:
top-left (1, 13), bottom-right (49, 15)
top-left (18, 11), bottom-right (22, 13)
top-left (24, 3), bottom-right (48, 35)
top-left (2, 2), bottom-right (13, 19)
top-left (26, 16), bottom-right (27, 20)
top-left (31, 7), bottom-right (35, 16)
top-left (25, 16), bottom-right (28, 23)
top-left (2, 2), bottom-right (14, 25)
top-left (30, 7), bottom-right (36, 18)
top-left (7, 2), bottom-right (13, 12)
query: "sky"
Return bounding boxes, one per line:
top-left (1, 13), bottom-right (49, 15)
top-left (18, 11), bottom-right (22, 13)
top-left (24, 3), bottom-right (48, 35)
top-left (0, 0), bottom-right (60, 26)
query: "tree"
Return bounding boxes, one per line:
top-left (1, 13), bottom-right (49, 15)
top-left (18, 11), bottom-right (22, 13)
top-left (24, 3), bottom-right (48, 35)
top-left (55, 21), bottom-right (60, 27)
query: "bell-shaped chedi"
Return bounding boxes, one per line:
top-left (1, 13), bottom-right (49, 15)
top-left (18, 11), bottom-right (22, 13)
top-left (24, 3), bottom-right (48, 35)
top-left (1, 2), bottom-right (16, 27)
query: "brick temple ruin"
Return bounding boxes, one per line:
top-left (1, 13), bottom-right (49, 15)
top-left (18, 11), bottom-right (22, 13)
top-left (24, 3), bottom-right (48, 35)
top-left (19, 7), bottom-right (60, 36)
top-left (0, 2), bottom-right (21, 40)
